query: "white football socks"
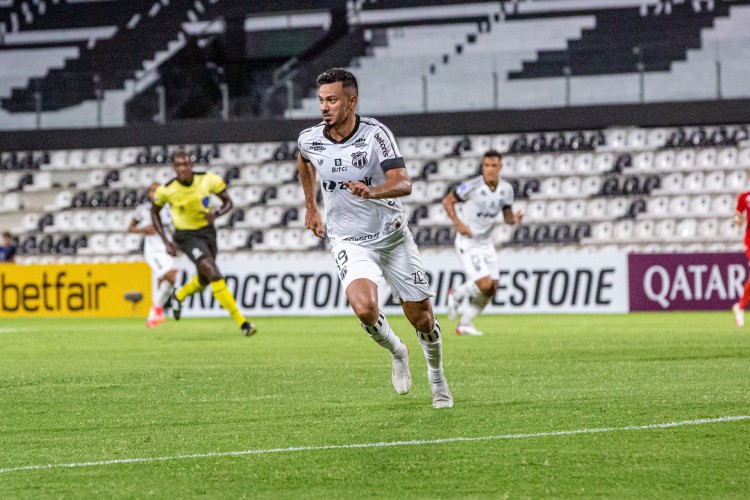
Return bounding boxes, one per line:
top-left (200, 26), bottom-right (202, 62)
top-left (361, 311), bottom-right (408, 358)
top-left (460, 292), bottom-right (490, 326)
top-left (452, 281), bottom-right (480, 302)
top-left (417, 320), bottom-right (445, 383)
top-left (154, 279), bottom-right (174, 308)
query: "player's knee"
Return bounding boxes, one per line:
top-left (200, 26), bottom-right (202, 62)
top-left (478, 279), bottom-right (497, 297)
top-left (353, 302), bottom-right (379, 326)
top-left (413, 311), bottom-right (435, 334)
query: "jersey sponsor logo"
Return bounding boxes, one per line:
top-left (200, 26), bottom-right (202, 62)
top-left (335, 159), bottom-right (342, 166)
top-left (342, 232), bottom-right (380, 242)
top-left (353, 137), bottom-right (367, 149)
top-left (310, 141), bottom-right (326, 152)
top-left (412, 269), bottom-right (429, 285)
top-left (322, 177), bottom-right (373, 192)
top-left (351, 151), bottom-right (368, 169)
top-left (374, 133), bottom-right (390, 158)
top-left (202, 196), bottom-right (210, 208)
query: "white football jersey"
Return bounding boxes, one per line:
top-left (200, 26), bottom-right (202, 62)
top-left (298, 115), bottom-right (408, 246)
top-left (454, 175), bottom-right (515, 242)
top-left (132, 201), bottom-right (173, 256)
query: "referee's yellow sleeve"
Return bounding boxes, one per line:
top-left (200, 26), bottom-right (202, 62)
top-left (209, 172), bottom-right (226, 194)
top-left (153, 185), bottom-right (168, 206)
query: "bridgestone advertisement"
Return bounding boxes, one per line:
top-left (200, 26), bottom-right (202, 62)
top-left (175, 250), bottom-right (630, 317)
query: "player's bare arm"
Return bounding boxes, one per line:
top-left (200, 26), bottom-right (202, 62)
top-left (733, 211), bottom-right (744, 226)
top-left (344, 167), bottom-right (411, 200)
top-left (442, 191), bottom-right (472, 236)
top-left (128, 219), bottom-right (156, 236)
top-left (206, 190), bottom-right (233, 225)
top-left (151, 203), bottom-right (178, 256)
top-left (503, 206), bottom-right (524, 225)
top-left (297, 153), bottom-right (325, 238)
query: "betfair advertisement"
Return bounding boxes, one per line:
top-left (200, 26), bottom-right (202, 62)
top-left (0, 262), bottom-right (151, 317)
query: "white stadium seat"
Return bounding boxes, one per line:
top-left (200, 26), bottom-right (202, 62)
top-left (682, 171), bottom-right (704, 192)
top-left (72, 211), bottom-right (90, 231)
top-left (534, 155), bottom-right (553, 175)
top-left (554, 154), bottom-right (573, 174)
top-left (632, 151), bottom-right (654, 172)
top-left (613, 220), bottom-right (634, 240)
top-left (106, 234), bottom-right (124, 254)
top-left (689, 195), bottom-right (711, 215)
top-left (654, 150), bottom-right (674, 171)
top-left (716, 147), bottom-right (737, 168)
top-left (661, 173), bottom-right (683, 193)
top-left (674, 218), bottom-right (698, 239)
top-left (675, 149), bottom-right (695, 170)
top-left (648, 196), bottom-right (669, 216)
top-left (634, 220), bottom-right (654, 240)
top-left (710, 194), bottom-right (733, 214)
top-left (704, 171), bottom-right (725, 191)
top-left (738, 147), bottom-right (750, 168)
top-left (573, 153), bottom-right (594, 174)
top-left (124, 234), bottom-right (142, 253)
top-left (581, 176), bottom-right (602, 196)
top-left (593, 152), bottom-right (614, 173)
top-left (230, 229), bottom-right (249, 250)
top-left (591, 222), bottom-right (613, 242)
top-left (217, 229), bottom-right (231, 251)
top-left (668, 196), bottom-right (690, 214)
top-left (696, 148), bottom-right (717, 169)
top-left (697, 219), bottom-right (719, 239)
top-left (560, 176), bottom-right (581, 196)
top-left (565, 199), bottom-right (586, 219)
top-left (585, 199), bottom-right (606, 219)
top-left (655, 219), bottom-right (676, 239)
top-left (725, 170), bottom-right (746, 190)
top-left (606, 198), bottom-right (628, 218)
top-left (540, 177), bottom-right (561, 196)
top-left (545, 200), bottom-right (566, 220)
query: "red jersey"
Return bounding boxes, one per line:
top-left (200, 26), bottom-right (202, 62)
top-left (736, 191), bottom-right (750, 247)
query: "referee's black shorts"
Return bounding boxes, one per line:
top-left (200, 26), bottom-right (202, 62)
top-left (173, 225), bottom-right (218, 265)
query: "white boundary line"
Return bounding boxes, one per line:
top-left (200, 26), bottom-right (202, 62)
top-left (1, 415), bottom-right (748, 474)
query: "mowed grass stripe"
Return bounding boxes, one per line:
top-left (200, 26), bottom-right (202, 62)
top-left (2, 415), bottom-right (748, 474)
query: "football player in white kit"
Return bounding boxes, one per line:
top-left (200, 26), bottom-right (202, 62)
top-left (297, 68), bottom-right (452, 409)
top-left (129, 182), bottom-right (178, 328)
top-left (442, 150), bottom-right (523, 336)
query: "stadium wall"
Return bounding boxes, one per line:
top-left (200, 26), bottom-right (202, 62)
top-left (3, 98), bottom-right (750, 151)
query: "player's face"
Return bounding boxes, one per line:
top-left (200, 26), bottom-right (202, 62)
top-left (482, 156), bottom-right (502, 184)
top-left (318, 82), bottom-right (356, 127)
top-left (172, 155), bottom-right (193, 184)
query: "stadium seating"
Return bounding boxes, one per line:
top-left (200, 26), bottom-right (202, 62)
top-left (1, 121), bottom-right (749, 264)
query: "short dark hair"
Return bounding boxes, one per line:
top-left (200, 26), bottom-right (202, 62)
top-left (2, 231), bottom-right (11, 239)
top-left (483, 149), bottom-right (502, 161)
top-left (316, 68), bottom-right (358, 96)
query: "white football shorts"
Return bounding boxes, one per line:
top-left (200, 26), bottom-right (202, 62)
top-left (145, 249), bottom-right (175, 280)
top-left (330, 229), bottom-right (434, 303)
top-left (455, 234), bottom-right (499, 283)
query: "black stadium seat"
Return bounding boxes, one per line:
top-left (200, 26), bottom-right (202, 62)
top-left (511, 225), bottom-right (531, 245)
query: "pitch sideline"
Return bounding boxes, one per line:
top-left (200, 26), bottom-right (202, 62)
top-left (1, 415), bottom-right (748, 474)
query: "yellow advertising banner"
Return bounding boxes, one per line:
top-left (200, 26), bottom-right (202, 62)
top-left (0, 262), bottom-right (151, 318)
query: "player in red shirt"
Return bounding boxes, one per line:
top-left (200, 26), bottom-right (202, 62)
top-left (732, 190), bottom-right (750, 326)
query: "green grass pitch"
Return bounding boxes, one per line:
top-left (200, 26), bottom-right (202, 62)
top-left (1, 312), bottom-right (749, 498)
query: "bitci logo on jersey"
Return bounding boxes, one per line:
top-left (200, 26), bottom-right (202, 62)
top-left (351, 152), bottom-right (368, 169)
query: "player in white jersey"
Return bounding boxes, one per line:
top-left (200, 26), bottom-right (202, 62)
top-left (297, 68), bottom-right (452, 409)
top-left (442, 150), bottom-right (524, 336)
top-left (129, 182), bottom-right (178, 328)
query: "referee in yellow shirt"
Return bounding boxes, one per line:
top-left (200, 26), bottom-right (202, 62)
top-left (151, 151), bottom-right (256, 336)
